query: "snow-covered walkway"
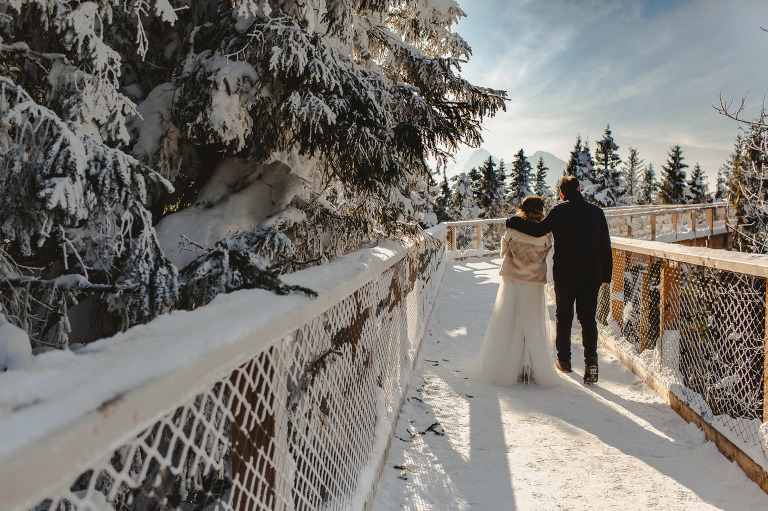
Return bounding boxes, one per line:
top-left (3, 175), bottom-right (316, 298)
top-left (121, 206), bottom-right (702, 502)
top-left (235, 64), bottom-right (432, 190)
top-left (372, 257), bottom-right (768, 510)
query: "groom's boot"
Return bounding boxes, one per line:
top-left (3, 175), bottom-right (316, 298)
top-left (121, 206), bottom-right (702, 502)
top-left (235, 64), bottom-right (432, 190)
top-left (556, 359), bottom-right (572, 373)
top-left (584, 357), bottom-right (598, 384)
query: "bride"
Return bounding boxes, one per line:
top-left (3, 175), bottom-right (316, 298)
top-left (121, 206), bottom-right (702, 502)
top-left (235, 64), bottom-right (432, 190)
top-left (477, 196), bottom-right (559, 386)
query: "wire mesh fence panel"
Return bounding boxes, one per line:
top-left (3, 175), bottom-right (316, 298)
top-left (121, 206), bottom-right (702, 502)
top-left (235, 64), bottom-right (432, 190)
top-left (13, 233), bottom-right (447, 511)
top-left (714, 206), bottom-right (728, 226)
top-left (654, 212), bottom-right (676, 238)
top-left (481, 222), bottom-right (506, 252)
top-left (628, 216), bottom-right (648, 239)
top-left (598, 246), bottom-right (768, 467)
top-left (453, 225), bottom-right (478, 254)
top-left (676, 211), bottom-right (692, 234)
top-left (693, 209), bottom-right (708, 233)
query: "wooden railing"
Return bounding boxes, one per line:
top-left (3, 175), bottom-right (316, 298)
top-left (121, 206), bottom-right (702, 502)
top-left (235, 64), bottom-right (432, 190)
top-left (600, 236), bottom-right (768, 493)
top-left (602, 202), bottom-right (733, 243)
top-left (444, 203), bottom-right (734, 258)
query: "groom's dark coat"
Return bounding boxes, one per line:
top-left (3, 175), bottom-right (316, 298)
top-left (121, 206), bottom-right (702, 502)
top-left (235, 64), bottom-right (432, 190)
top-left (505, 192), bottom-right (612, 287)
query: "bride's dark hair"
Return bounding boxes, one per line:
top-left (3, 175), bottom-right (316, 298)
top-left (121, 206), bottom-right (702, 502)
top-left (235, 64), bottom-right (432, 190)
top-left (517, 196), bottom-right (545, 222)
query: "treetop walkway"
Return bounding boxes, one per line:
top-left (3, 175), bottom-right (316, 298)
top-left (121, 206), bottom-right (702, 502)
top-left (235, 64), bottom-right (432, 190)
top-left (2, 203), bottom-right (767, 510)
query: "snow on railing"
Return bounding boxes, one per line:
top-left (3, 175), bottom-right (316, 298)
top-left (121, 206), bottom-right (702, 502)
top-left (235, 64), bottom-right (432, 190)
top-left (598, 237), bottom-right (768, 491)
top-left (0, 226), bottom-right (448, 511)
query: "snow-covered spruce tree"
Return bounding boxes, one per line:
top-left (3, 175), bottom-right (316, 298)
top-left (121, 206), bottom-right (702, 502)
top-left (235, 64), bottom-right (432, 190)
top-left (0, 7), bottom-right (180, 349)
top-left (638, 163), bottom-right (657, 205)
top-left (509, 148), bottom-right (533, 208)
top-left (722, 117), bottom-right (768, 253)
top-left (658, 144), bottom-right (689, 204)
top-left (449, 172), bottom-right (481, 220)
top-left (727, 134), bottom-right (749, 230)
top-left (1, 1), bottom-right (507, 346)
top-left (621, 147), bottom-right (644, 204)
top-left (566, 136), bottom-right (594, 200)
top-left (686, 163), bottom-right (709, 204)
top-left (589, 125), bottom-right (623, 207)
top-left (565, 135), bottom-right (584, 178)
top-left (475, 156), bottom-right (506, 218)
top-left (497, 158), bottom-right (509, 196)
top-left (434, 169), bottom-right (454, 222)
top-left (714, 164), bottom-right (730, 202)
top-left (465, 164), bottom-right (483, 207)
top-left (534, 156), bottom-right (553, 198)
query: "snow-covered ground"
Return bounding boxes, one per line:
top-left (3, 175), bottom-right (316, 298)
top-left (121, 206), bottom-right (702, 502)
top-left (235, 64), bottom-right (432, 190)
top-left (372, 257), bottom-right (768, 510)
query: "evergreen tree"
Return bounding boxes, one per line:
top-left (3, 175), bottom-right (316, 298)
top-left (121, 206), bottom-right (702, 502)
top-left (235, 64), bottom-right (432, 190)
top-left (497, 159), bottom-right (509, 201)
top-left (730, 119), bottom-right (768, 252)
top-left (621, 147), bottom-right (644, 204)
top-left (467, 165), bottom-right (483, 207)
top-left (434, 170), bottom-right (454, 222)
top-left (566, 135), bottom-right (584, 178)
top-left (509, 149), bottom-right (534, 207)
top-left (476, 156), bottom-right (506, 218)
top-left (714, 165), bottom-right (731, 202)
top-left (728, 134), bottom-right (749, 232)
top-left (686, 163), bottom-right (709, 204)
top-left (638, 164), bottom-right (657, 205)
top-left (449, 172), bottom-right (482, 220)
top-left (566, 135), bottom-right (594, 196)
top-left (0, 1), bottom-right (507, 348)
top-left (534, 156), bottom-right (553, 197)
top-left (590, 125), bottom-right (624, 207)
top-left (658, 145), bottom-right (689, 204)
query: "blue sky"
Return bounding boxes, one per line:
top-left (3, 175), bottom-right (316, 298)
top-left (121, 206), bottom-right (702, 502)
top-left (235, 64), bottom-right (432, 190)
top-left (451, 0), bottom-right (768, 183)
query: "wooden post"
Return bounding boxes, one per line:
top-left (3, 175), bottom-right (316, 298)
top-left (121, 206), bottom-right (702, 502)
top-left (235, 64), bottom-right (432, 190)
top-left (449, 226), bottom-right (456, 252)
top-left (764, 280), bottom-right (768, 424)
top-left (650, 214), bottom-right (656, 241)
top-left (627, 217), bottom-right (632, 238)
top-left (475, 224), bottom-right (481, 251)
top-left (230, 351), bottom-right (279, 511)
top-left (691, 210), bottom-right (697, 235)
top-left (611, 249), bottom-right (626, 324)
top-left (707, 207), bottom-right (714, 236)
top-left (660, 260), bottom-right (681, 362)
top-left (672, 213), bottom-right (678, 240)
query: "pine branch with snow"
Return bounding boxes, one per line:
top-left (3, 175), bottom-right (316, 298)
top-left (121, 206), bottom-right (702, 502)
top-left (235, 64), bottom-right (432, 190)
top-left (0, 0), bottom-right (507, 351)
top-left (0, 77), bottom-right (177, 347)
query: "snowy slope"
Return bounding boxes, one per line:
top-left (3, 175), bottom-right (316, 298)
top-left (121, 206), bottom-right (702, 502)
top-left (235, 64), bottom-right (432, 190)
top-left (372, 258), bottom-right (768, 511)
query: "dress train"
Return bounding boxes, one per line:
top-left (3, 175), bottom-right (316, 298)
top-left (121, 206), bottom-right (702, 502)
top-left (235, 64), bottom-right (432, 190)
top-left (476, 279), bottom-right (559, 386)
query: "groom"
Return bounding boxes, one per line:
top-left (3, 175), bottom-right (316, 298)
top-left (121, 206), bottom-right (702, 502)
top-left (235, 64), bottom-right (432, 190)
top-left (505, 176), bottom-right (612, 384)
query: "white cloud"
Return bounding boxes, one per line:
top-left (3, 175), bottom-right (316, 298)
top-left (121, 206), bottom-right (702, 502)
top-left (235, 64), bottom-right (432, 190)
top-left (452, 0), bottom-right (768, 181)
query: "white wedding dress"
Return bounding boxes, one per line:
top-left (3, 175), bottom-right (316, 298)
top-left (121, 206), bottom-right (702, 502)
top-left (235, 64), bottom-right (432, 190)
top-left (477, 229), bottom-right (559, 386)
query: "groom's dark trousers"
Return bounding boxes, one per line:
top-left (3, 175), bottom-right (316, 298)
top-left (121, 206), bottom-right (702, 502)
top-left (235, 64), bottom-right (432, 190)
top-left (554, 278), bottom-right (601, 362)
